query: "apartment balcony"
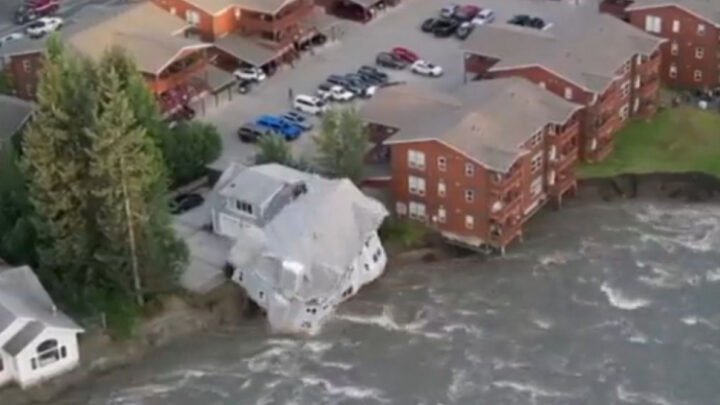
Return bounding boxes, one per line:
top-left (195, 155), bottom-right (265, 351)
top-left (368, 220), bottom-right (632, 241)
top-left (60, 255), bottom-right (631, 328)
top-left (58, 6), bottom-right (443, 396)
top-left (489, 192), bottom-right (522, 223)
top-left (639, 74), bottom-right (660, 98)
top-left (488, 219), bottom-right (523, 249)
top-left (552, 149), bottom-right (578, 173)
top-left (550, 170), bottom-right (575, 196)
top-left (489, 168), bottom-right (522, 196)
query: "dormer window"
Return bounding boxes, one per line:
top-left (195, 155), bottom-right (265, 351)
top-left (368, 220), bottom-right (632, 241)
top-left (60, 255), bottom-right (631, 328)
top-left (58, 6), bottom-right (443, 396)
top-left (236, 200), bottom-right (253, 214)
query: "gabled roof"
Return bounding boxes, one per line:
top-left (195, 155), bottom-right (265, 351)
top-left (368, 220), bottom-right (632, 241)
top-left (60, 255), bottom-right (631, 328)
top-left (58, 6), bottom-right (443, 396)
top-left (462, 13), bottom-right (665, 93)
top-left (3, 321), bottom-right (45, 356)
top-left (0, 95), bottom-right (32, 144)
top-left (0, 266), bottom-right (83, 336)
top-left (360, 78), bottom-right (581, 173)
top-left (626, 0), bottom-right (720, 25)
top-left (227, 164), bottom-right (388, 300)
top-left (177, 0), bottom-right (295, 15)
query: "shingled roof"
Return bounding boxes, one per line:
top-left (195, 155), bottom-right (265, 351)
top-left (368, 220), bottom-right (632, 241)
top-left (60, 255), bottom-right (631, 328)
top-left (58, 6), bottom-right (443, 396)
top-left (627, 0), bottom-right (720, 25)
top-left (360, 78), bottom-right (581, 173)
top-left (462, 12), bottom-right (664, 93)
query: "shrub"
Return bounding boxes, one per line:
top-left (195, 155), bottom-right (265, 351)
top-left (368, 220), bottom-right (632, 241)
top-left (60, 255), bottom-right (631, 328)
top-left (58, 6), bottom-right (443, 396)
top-left (159, 122), bottom-right (222, 186)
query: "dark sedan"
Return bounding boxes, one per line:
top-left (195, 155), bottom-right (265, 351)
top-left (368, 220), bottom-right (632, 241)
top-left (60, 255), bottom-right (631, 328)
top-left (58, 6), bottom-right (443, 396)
top-left (170, 193), bottom-right (204, 215)
top-left (376, 52), bottom-right (407, 69)
top-left (433, 18), bottom-right (460, 37)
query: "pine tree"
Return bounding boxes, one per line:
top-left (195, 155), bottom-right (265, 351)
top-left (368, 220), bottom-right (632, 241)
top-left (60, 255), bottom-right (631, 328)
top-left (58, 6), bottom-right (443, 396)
top-left (314, 108), bottom-right (369, 182)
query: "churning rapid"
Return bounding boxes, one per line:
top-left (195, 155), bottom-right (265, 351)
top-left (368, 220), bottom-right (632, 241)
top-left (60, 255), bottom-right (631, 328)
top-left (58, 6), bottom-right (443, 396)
top-left (50, 199), bottom-right (720, 405)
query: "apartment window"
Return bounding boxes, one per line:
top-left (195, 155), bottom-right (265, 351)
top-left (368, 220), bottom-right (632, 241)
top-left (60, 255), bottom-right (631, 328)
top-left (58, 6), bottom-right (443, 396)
top-left (408, 176), bottom-right (426, 196)
top-left (539, 81), bottom-right (546, 89)
top-left (396, 202), bottom-right (407, 215)
top-left (672, 19), bottom-right (680, 33)
top-left (464, 189), bottom-right (475, 202)
top-left (694, 69), bottom-right (703, 82)
top-left (547, 170), bottom-right (556, 186)
top-left (235, 200), bottom-right (253, 215)
top-left (437, 156), bottom-right (447, 171)
top-left (437, 206), bottom-right (447, 223)
top-left (669, 64), bottom-right (678, 78)
top-left (670, 42), bottom-right (679, 56)
top-left (465, 215), bottom-right (474, 230)
top-left (530, 176), bottom-right (543, 197)
top-left (695, 47), bottom-right (705, 59)
top-left (465, 163), bottom-right (475, 177)
top-left (407, 149), bottom-right (426, 170)
top-left (22, 59), bottom-right (31, 72)
top-left (408, 201), bottom-right (427, 220)
top-left (621, 80), bottom-right (631, 98)
top-left (563, 87), bottom-right (573, 100)
top-left (619, 103), bottom-right (630, 121)
top-left (697, 24), bottom-right (706, 36)
top-left (437, 180), bottom-right (446, 197)
top-left (634, 75), bottom-right (641, 89)
top-left (235, 8), bottom-right (242, 20)
top-left (529, 131), bottom-right (542, 148)
top-left (530, 152), bottom-right (543, 174)
top-left (633, 97), bottom-right (640, 113)
top-left (185, 10), bottom-right (200, 25)
top-left (645, 15), bottom-right (662, 33)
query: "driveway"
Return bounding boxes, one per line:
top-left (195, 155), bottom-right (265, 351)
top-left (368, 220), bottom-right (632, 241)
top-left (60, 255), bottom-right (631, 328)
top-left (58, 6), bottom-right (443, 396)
top-left (200, 0), bottom-right (598, 169)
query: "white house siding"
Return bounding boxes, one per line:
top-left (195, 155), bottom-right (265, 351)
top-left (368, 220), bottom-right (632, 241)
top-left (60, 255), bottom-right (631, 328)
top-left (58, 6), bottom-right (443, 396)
top-left (13, 329), bottom-right (80, 388)
top-left (0, 319), bottom-right (28, 387)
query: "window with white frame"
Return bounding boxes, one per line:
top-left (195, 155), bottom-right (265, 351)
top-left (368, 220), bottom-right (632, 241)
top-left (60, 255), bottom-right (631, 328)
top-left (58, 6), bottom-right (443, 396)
top-left (185, 10), bottom-right (200, 25)
top-left (669, 64), bottom-right (678, 78)
top-left (697, 23), bottom-right (706, 36)
top-left (235, 200), bottom-right (253, 215)
top-left (645, 15), bottom-right (661, 33)
top-left (695, 47), bottom-right (704, 59)
top-left (539, 81), bottom-right (546, 89)
top-left (619, 103), bottom-right (630, 121)
top-left (437, 156), bottom-right (447, 171)
top-left (22, 59), bottom-right (31, 72)
top-left (694, 69), bottom-right (703, 82)
top-left (396, 201), bottom-right (407, 215)
top-left (564, 87), bottom-right (573, 100)
top-left (437, 180), bottom-right (446, 197)
top-left (465, 163), bottom-right (474, 177)
top-left (672, 19), bottom-right (680, 33)
top-left (437, 206), bottom-right (447, 223)
top-left (530, 176), bottom-right (543, 197)
top-left (407, 149), bottom-right (426, 170)
top-left (529, 131), bottom-right (542, 148)
top-left (408, 176), bottom-right (426, 196)
top-left (634, 75), bottom-right (641, 89)
top-left (670, 42), bottom-right (679, 56)
top-left (465, 215), bottom-right (474, 230)
top-left (633, 97), bottom-right (640, 113)
top-left (530, 152), bottom-right (543, 173)
top-left (620, 80), bottom-right (631, 98)
top-left (465, 189), bottom-right (475, 202)
top-left (409, 201), bottom-right (426, 220)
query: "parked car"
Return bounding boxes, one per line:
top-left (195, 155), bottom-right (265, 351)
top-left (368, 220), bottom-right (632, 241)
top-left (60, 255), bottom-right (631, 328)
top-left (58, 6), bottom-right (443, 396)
top-left (433, 18), bottom-right (460, 37)
top-left (455, 21), bottom-right (474, 39)
top-left (233, 67), bottom-right (266, 82)
top-left (411, 60), bottom-right (443, 77)
top-left (14, 0), bottom-right (59, 25)
top-left (376, 52), bottom-right (408, 69)
top-left (0, 33), bottom-right (23, 48)
top-left (281, 111), bottom-right (314, 131)
top-left (326, 85), bottom-right (355, 101)
top-left (255, 115), bottom-right (302, 140)
top-left (358, 65), bottom-right (389, 84)
top-left (453, 5), bottom-right (480, 22)
top-left (421, 17), bottom-right (436, 33)
top-left (237, 122), bottom-right (274, 143)
top-left (170, 193), bottom-right (204, 215)
top-left (508, 14), bottom-right (531, 25)
top-left (236, 79), bottom-right (254, 94)
top-left (327, 74), bottom-right (351, 88)
top-left (345, 73), bottom-right (378, 97)
top-left (25, 16), bottom-right (62, 38)
top-left (508, 14), bottom-right (548, 29)
top-left (391, 47), bottom-right (419, 63)
top-left (294, 94), bottom-right (327, 115)
top-left (440, 4), bottom-right (458, 19)
top-left (472, 8), bottom-right (495, 25)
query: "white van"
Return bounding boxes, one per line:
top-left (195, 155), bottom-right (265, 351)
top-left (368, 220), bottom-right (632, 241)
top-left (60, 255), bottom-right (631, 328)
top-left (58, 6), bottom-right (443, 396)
top-left (293, 94), bottom-right (327, 115)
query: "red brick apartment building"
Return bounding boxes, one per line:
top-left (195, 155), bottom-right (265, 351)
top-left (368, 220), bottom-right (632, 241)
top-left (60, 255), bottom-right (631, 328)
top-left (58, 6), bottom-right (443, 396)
top-left (462, 13), bottom-right (664, 162)
top-left (601, 0), bottom-right (720, 89)
top-left (151, 0), bottom-right (338, 69)
top-left (360, 78), bottom-right (582, 252)
top-left (0, 2), bottom-right (211, 110)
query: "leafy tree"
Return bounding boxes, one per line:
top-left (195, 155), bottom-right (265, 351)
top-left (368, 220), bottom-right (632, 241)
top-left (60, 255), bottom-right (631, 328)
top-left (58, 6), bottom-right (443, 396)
top-left (255, 134), bottom-right (293, 165)
top-left (314, 108), bottom-right (369, 182)
top-left (0, 144), bottom-right (36, 265)
top-left (158, 121), bottom-right (222, 186)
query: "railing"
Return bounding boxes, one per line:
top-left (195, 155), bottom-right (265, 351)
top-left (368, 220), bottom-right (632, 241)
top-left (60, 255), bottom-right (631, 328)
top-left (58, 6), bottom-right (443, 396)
top-left (489, 169), bottom-right (521, 195)
top-left (554, 150), bottom-right (577, 172)
top-left (490, 193), bottom-right (522, 222)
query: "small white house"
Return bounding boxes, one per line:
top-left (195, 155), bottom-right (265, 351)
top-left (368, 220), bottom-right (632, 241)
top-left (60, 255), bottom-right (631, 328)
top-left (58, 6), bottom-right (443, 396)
top-left (211, 163), bottom-right (389, 333)
top-left (0, 265), bottom-right (84, 389)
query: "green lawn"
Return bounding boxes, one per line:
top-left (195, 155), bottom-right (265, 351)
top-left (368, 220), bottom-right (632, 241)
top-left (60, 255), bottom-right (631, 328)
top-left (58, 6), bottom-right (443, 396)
top-left (578, 107), bottom-right (720, 178)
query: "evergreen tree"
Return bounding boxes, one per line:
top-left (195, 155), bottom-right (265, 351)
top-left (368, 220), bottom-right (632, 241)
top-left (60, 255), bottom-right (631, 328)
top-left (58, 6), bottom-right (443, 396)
top-left (314, 108), bottom-right (369, 183)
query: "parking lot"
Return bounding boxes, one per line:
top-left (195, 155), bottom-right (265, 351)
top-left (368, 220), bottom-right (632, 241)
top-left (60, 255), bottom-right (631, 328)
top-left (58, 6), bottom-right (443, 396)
top-left (200, 0), bottom-right (598, 169)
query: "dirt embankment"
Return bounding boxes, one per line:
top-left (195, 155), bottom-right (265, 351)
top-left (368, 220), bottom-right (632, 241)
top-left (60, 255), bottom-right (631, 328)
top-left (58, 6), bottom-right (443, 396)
top-left (2, 283), bottom-right (247, 405)
top-left (576, 172), bottom-right (720, 203)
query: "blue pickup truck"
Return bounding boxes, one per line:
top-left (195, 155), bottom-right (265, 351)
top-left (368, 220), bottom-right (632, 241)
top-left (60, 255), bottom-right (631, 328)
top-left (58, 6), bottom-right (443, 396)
top-left (255, 115), bottom-right (302, 140)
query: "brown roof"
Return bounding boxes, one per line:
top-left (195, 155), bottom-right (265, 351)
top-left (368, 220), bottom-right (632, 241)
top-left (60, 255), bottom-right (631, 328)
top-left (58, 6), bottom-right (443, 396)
top-left (462, 13), bottom-right (665, 93)
top-left (67, 3), bottom-right (209, 74)
top-left (360, 78), bottom-right (581, 173)
top-left (627, 0), bottom-right (720, 25)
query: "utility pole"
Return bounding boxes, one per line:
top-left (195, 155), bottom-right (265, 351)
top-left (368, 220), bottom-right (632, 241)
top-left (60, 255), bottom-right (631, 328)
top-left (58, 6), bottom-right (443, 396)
top-left (120, 157), bottom-right (144, 306)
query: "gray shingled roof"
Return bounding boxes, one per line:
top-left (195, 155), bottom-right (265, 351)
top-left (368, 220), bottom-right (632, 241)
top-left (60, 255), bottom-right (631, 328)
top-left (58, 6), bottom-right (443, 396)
top-left (0, 266), bottom-right (83, 336)
top-left (359, 78), bottom-right (581, 173)
top-left (227, 164), bottom-right (388, 300)
top-left (462, 13), bottom-right (665, 93)
top-left (627, 0), bottom-right (720, 25)
top-left (3, 320), bottom-right (45, 356)
top-left (0, 95), bottom-right (32, 144)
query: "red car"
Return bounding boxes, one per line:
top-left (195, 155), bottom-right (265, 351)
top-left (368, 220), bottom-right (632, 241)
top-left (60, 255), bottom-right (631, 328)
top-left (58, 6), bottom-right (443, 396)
top-left (391, 47), bottom-right (419, 63)
top-left (454, 5), bottom-right (480, 21)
